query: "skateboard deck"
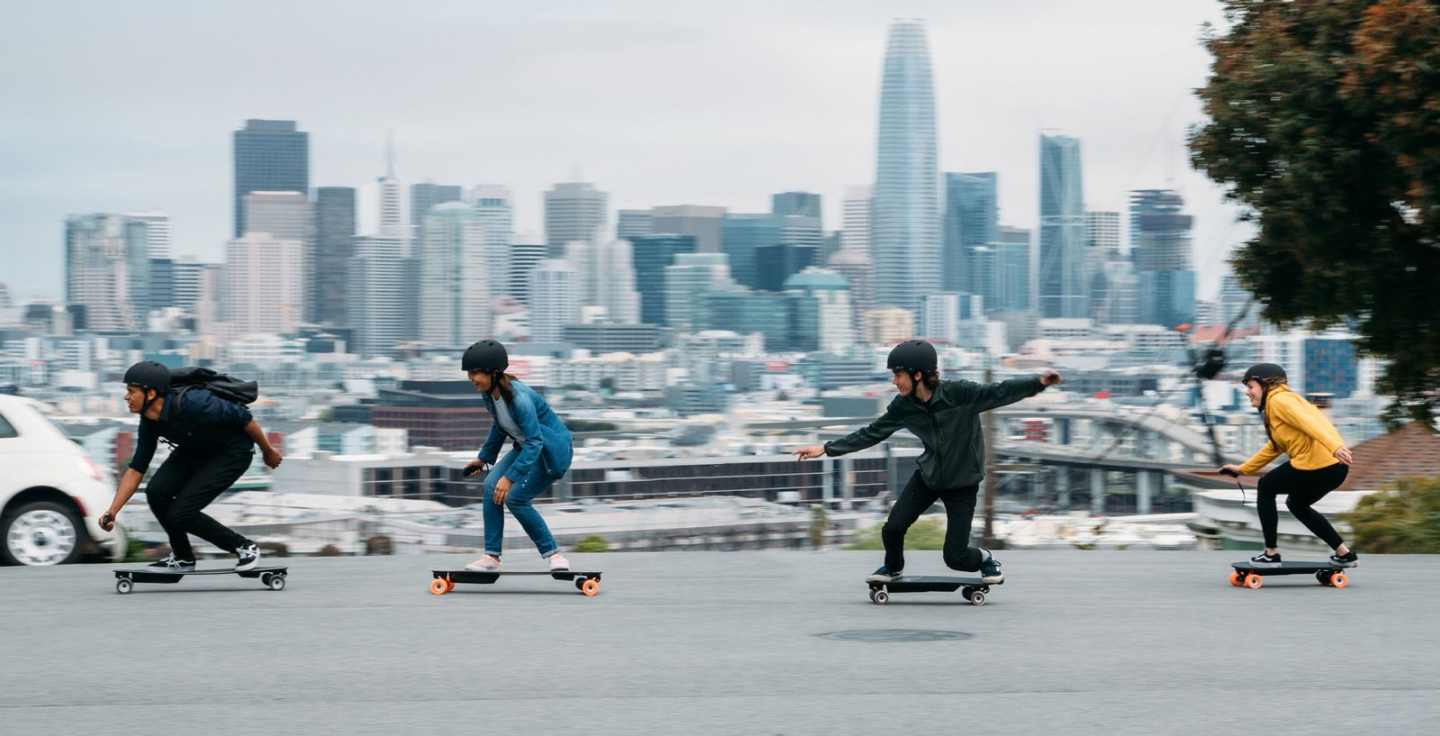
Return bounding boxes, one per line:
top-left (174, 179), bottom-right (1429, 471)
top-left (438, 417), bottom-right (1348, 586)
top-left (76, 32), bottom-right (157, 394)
top-left (866, 575), bottom-right (1000, 606)
top-left (1229, 561), bottom-right (1353, 589)
top-left (114, 566), bottom-right (289, 593)
top-left (430, 569), bottom-right (603, 596)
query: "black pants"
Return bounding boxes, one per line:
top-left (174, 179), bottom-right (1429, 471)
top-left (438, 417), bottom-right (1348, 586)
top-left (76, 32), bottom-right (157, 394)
top-left (145, 451), bottom-right (253, 560)
top-left (1256, 461), bottom-right (1349, 550)
top-left (882, 470), bottom-right (983, 574)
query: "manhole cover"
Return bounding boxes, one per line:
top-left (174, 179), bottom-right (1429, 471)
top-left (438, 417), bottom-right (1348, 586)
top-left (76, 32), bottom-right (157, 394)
top-left (817, 629), bottom-right (973, 643)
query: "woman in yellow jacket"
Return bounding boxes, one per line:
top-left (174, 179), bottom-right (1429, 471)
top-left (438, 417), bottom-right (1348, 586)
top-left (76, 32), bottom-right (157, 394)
top-left (1220, 363), bottom-right (1357, 568)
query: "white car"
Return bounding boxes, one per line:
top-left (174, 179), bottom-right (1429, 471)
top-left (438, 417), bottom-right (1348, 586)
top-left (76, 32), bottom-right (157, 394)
top-left (0, 394), bottom-right (120, 565)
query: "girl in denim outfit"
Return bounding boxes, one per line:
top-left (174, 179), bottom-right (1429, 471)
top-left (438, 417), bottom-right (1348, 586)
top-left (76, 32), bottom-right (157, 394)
top-left (460, 340), bottom-right (575, 572)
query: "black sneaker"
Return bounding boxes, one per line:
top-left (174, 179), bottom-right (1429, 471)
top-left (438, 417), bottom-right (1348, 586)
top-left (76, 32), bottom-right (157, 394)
top-left (978, 548), bottom-right (1004, 584)
top-left (1329, 550), bottom-right (1358, 568)
top-left (147, 554), bottom-right (196, 572)
top-left (235, 543), bottom-right (261, 572)
top-left (866, 566), bottom-right (903, 583)
top-left (1249, 551), bottom-right (1282, 567)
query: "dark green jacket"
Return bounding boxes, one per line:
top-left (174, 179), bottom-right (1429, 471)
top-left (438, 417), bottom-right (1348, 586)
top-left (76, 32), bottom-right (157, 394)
top-left (824, 377), bottom-right (1047, 489)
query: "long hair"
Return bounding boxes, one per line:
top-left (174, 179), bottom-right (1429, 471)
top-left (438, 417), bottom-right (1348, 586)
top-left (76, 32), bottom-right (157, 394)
top-left (491, 372), bottom-right (517, 404)
top-left (1257, 377), bottom-right (1287, 446)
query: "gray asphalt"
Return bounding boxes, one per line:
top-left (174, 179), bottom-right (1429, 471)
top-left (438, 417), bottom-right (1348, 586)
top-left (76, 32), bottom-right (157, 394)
top-left (2, 550), bottom-right (1437, 735)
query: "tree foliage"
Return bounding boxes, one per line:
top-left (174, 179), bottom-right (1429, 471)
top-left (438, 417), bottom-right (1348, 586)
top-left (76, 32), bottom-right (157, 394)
top-left (1190, 0), bottom-right (1440, 424)
top-left (1345, 475), bottom-right (1440, 552)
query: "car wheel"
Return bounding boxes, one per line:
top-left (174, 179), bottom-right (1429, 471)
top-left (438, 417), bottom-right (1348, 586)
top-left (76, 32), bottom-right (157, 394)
top-left (2, 501), bottom-right (85, 566)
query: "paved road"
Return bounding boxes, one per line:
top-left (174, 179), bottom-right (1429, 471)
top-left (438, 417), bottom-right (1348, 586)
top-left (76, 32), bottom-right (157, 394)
top-left (3, 550), bottom-right (1436, 735)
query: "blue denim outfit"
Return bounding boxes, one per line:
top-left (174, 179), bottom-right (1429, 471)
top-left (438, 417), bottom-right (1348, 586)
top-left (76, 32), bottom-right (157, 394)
top-left (477, 380), bottom-right (573, 557)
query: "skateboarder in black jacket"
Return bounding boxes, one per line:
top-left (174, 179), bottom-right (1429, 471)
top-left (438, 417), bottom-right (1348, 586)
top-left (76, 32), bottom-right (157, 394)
top-left (98, 361), bottom-right (283, 572)
top-left (794, 340), bottom-right (1062, 583)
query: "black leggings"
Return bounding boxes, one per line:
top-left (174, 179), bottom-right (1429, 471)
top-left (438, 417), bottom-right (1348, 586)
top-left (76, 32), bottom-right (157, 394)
top-left (1256, 461), bottom-right (1349, 550)
top-left (882, 471), bottom-right (982, 574)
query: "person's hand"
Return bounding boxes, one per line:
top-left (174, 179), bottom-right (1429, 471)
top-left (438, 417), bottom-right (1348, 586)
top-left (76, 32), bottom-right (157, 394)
top-left (99, 510), bottom-right (117, 532)
top-left (793, 445), bottom-right (826, 461)
top-left (262, 448), bottom-right (283, 469)
top-left (1334, 446), bottom-right (1354, 466)
top-left (1218, 464), bottom-right (1242, 477)
top-left (463, 459), bottom-right (490, 477)
top-left (493, 476), bottom-right (513, 505)
top-left (1040, 370), bottom-right (1063, 387)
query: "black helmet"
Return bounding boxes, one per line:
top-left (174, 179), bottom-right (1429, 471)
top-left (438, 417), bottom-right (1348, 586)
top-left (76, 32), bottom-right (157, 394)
top-left (123, 361), bottom-right (171, 394)
top-left (1241, 363), bottom-right (1287, 384)
top-left (887, 340), bottom-right (937, 374)
top-left (462, 340), bottom-right (508, 373)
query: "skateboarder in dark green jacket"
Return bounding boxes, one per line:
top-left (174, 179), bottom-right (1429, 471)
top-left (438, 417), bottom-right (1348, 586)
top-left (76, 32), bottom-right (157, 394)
top-left (794, 340), bottom-right (1062, 583)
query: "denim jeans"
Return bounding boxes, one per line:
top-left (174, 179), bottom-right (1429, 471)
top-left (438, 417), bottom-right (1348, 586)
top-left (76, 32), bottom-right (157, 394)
top-left (482, 450), bottom-right (559, 557)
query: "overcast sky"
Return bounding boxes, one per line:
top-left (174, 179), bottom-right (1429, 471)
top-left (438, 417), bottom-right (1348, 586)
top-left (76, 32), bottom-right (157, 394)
top-left (0, 0), bottom-right (1249, 303)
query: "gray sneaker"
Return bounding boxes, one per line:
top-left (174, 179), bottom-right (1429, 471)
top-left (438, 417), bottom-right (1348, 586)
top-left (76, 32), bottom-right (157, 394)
top-left (978, 548), bottom-right (1004, 584)
top-left (1249, 551), bottom-right (1282, 568)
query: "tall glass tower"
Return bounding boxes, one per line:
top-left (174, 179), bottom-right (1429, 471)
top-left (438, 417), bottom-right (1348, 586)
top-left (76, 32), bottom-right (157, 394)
top-left (233, 120), bottom-right (309, 237)
top-left (873, 19), bottom-right (940, 314)
top-left (1039, 134), bottom-right (1088, 319)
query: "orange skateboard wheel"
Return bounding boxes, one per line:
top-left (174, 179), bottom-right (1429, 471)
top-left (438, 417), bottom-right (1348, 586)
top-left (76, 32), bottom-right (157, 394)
top-left (430, 578), bottom-right (449, 595)
top-left (1244, 573), bottom-right (1262, 589)
top-left (1229, 571), bottom-right (1243, 587)
top-left (446, 579), bottom-right (457, 593)
top-left (581, 578), bottom-right (599, 597)
top-left (1331, 573), bottom-right (1348, 588)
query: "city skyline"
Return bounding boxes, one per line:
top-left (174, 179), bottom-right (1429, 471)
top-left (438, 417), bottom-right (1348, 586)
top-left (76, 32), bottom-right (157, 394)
top-left (2, 1), bottom-right (1244, 303)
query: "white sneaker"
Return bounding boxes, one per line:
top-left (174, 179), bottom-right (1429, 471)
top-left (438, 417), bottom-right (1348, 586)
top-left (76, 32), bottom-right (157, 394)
top-left (548, 552), bottom-right (570, 572)
top-left (464, 554), bottom-right (502, 571)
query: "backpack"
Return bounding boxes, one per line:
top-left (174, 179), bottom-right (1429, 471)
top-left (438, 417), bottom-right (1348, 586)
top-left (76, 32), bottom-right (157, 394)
top-left (170, 366), bottom-right (259, 406)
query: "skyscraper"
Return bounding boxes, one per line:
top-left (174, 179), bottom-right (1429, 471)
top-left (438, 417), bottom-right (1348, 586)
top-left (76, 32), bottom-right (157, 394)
top-left (722, 213), bottom-right (782, 290)
top-left (1085, 210), bottom-right (1122, 323)
top-left (992, 225), bottom-right (1032, 313)
top-left (419, 203), bottom-right (490, 345)
top-left (350, 235), bottom-right (411, 356)
top-left (313, 187), bottom-right (356, 326)
top-left (244, 191), bottom-right (314, 324)
top-left (472, 186), bottom-right (515, 300)
top-left (528, 260), bottom-right (580, 342)
top-left (233, 120), bottom-right (309, 237)
top-left (650, 205), bottom-right (726, 254)
top-left (544, 182), bottom-right (608, 258)
top-left (65, 214), bottom-right (149, 331)
top-left (630, 234), bottom-right (697, 325)
top-left (1038, 134), bottom-right (1088, 319)
top-left (942, 172), bottom-right (999, 297)
top-left (873, 19), bottom-right (941, 313)
top-left (411, 182), bottom-right (463, 245)
top-left (772, 192), bottom-right (822, 220)
top-left (617, 210), bottom-right (654, 240)
top-left (507, 239), bottom-right (547, 306)
top-left (841, 185), bottom-right (874, 256)
top-left (1130, 189), bottom-right (1195, 328)
top-left (223, 232), bottom-right (303, 335)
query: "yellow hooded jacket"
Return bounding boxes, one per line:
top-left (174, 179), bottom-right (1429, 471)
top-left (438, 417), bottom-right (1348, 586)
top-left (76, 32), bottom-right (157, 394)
top-left (1237, 384), bottom-right (1346, 475)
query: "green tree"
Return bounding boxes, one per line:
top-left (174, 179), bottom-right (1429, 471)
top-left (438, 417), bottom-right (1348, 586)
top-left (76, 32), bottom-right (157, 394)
top-left (1190, 0), bottom-right (1440, 424)
top-left (574, 535), bottom-right (611, 553)
top-left (1345, 475), bottom-right (1440, 552)
top-left (847, 517), bottom-right (947, 551)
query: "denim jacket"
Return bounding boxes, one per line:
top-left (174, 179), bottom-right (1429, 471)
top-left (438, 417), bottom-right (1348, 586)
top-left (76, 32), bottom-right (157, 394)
top-left (478, 379), bottom-right (573, 482)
